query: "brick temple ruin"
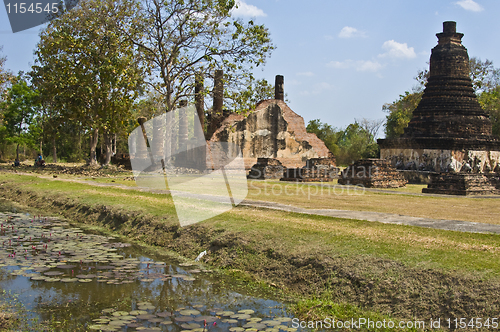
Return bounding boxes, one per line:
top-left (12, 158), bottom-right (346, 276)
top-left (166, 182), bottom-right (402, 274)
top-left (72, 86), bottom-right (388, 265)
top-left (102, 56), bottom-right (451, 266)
top-left (129, 73), bottom-right (336, 180)
top-left (280, 156), bottom-right (339, 182)
top-left (209, 75), bottom-right (333, 173)
top-left (378, 21), bottom-right (500, 195)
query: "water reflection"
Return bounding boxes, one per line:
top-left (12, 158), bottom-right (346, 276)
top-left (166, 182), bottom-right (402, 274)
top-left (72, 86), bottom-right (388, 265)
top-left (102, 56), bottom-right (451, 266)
top-left (0, 212), bottom-right (302, 331)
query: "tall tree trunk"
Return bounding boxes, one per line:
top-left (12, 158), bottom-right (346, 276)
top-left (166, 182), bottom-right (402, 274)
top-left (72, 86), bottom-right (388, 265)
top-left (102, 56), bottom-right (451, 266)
top-left (16, 143), bottom-right (20, 161)
top-left (103, 132), bottom-right (113, 165)
top-left (89, 128), bottom-right (99, 165)
top-left (52, 136), bottom-right (57, 163)
top-left (78, 130), bottom-right (82, 160)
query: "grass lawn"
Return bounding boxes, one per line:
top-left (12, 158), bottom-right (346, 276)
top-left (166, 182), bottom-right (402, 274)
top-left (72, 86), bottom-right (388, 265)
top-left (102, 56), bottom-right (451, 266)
top-left (1, 170), bottom-right (500, 327)
top-left (1, 172), bottom-right (499, 278)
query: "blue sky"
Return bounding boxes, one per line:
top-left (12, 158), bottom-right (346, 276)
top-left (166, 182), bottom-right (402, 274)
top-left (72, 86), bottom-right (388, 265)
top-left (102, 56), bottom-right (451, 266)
top-left (1, 0), bottom-right (500, 137)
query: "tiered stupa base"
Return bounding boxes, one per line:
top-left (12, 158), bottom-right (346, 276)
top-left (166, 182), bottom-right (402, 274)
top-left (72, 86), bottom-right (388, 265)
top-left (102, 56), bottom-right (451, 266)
top-left (247, 158), bottom-right (284, 179)
top-left (280, 158), bottom-right (338, 182)
top-left (338, 159), bottom-right (407, 188)
top-left (423, 173), bottom-right (500, 195)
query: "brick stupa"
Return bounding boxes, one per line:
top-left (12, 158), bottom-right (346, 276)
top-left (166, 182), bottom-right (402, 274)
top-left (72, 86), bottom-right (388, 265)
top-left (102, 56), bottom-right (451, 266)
top-left (378, 21), bottom-right (500, 195)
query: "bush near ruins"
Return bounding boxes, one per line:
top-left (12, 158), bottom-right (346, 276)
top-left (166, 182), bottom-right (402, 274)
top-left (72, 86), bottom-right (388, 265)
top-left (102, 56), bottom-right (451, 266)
top-left (307, 119), bottom-right (380, 166)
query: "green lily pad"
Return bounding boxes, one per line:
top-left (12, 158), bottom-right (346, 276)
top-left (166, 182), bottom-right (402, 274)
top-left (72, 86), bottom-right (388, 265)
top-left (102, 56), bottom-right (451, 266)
top-left (179, 309), bottom-right (200, 316)
top-left (275, 317), bottom-right (292, 322)
top-left (248, 317), bottom-right (262, 322)
top-left (181, 322), bottom-right (201, 329)
top-left (229, 314), bottom-right (251, 320)
top-left (262, 320), bottom-right (281, 326)
top-left (129, 310), bottom-right (148, 316)
top-left (88, 324), bottom-right (107, 330)
top-left (238, 309), bottom-right (255, 315)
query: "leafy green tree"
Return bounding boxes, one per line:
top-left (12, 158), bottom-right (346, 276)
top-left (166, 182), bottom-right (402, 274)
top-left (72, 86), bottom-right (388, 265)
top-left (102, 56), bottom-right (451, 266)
top-left (478, 86), bottom-right (500, 137)
top-left (230, 78), bottom-right (289, 115)
top-left (128, 0), bottom-right (274, 112)
top-left (31, 0), bottom-right (145, 165)
top-left (306, 119), bottom-right (341, 157)
top-left (0, 76), bottom-right (41, 161)
top-left (470, 58), bottom-right (500, 138)
top-left (337, 122), bottom-right (378, 164)
top-left (0, 46), bottom-right (12, 101)
top-left (0, 47), bottom-right (12, 159)
top-left (469, 57), bottom-right (500, 93)
top-left (307, 119), bottom-right (377, 165)
top-left (382, 91), bottom-right (422, 138)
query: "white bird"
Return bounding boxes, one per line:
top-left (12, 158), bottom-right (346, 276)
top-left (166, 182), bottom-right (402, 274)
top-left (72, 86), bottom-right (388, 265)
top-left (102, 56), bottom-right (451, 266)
top-left (195, 250), bottom-right (207, 262)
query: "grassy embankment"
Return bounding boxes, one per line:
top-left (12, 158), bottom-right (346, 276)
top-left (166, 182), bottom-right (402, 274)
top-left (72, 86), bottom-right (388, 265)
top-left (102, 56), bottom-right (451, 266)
top-left (1, 170), bottom-right (500, 330)
top-left (8, 162), bottom-right (500, 225)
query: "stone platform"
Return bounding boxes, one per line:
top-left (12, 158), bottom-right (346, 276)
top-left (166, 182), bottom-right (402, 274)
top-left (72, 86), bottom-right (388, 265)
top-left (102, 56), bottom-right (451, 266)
top-left (338, 159), bottom-right (407, 188)
top-left (280, 157), bottom-right (338, 182)
top-left (247, 158), bottom-right (284, 180)
top-left (423, 173), bottom-right (500, 195)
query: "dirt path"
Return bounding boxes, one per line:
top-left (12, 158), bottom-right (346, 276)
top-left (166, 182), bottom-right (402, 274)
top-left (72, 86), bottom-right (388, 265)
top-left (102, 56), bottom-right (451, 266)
top-left (8, 170), bottom-right (500, 235)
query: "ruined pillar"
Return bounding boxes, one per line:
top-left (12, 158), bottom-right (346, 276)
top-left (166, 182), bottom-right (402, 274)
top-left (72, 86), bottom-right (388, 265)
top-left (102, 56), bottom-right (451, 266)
top-left (206, 69), bottom-right (224, 140)
top-left (195, 73), bottom-right (207, 170)
top-left (195, 73), bottom-right (205, 133)
top-left (213, 69), bottom-right (223, 115)
top-left (152, 114), bottom-right (164, 163)
top-left (275, 75), bottom-right (284, 101)
top-left (135, 116), bottom-right (148, 160)
top-left (178, 100), bottom-right (188, 153)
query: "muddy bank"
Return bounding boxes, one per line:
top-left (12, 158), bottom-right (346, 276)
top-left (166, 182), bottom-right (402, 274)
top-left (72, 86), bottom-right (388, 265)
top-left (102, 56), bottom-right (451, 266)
top-left (1, 182), bottom-right (499, 322)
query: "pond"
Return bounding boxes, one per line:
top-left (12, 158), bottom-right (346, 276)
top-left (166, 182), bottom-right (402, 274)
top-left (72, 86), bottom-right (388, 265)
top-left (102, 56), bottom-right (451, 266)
top-left (0, 210), bottom-right (305, 331)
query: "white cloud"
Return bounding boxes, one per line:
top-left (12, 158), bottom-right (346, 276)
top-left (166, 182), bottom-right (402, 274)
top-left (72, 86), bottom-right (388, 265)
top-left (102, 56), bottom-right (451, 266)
top-left (324, 35), bottom-right (335, 41)
top-left (327, 60), bottom-right (353, 69)
top-left (327, 59), bottom-right (382, 72)
top-left (297, 71), bottom-right (315, 77)
top-left (299, 82), bottom-right (334, 96)
top-left (287, 79), bottom-right (300, 86)
top-left (231, 0), bottom-right (267, 17)
top-left (356, 60), bottom-right (383, 72)
top-left (455, 0), bottom-right (484, 12)
top-left (338, 26), bottom-right (366, 38)
top-left (379, 40), bottom-right (416, 59)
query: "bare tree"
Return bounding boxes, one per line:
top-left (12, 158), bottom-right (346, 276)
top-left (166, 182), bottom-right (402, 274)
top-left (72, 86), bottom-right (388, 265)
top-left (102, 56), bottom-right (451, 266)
top-left (357, 118), bottom-right (385, 140)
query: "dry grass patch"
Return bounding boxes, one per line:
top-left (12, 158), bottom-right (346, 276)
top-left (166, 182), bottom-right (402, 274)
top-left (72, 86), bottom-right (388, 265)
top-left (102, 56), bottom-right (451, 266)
top-left (247, 180), bottom-right (500, 224)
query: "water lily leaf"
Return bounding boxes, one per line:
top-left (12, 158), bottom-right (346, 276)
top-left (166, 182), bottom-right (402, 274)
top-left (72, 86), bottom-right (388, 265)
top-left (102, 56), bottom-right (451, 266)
top-left (179, 309), bottom-right (200, 316)
top-left (181, 322), bottom-right (201, 329)
top-left (238, 309), bottom-right (255, 315)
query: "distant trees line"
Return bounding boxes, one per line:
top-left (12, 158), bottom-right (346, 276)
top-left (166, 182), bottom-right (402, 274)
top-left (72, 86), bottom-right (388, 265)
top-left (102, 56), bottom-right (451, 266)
top-left (0, 0), bottom-right (275, 164)
top-left (1, 2), bottom-right (499, 167)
